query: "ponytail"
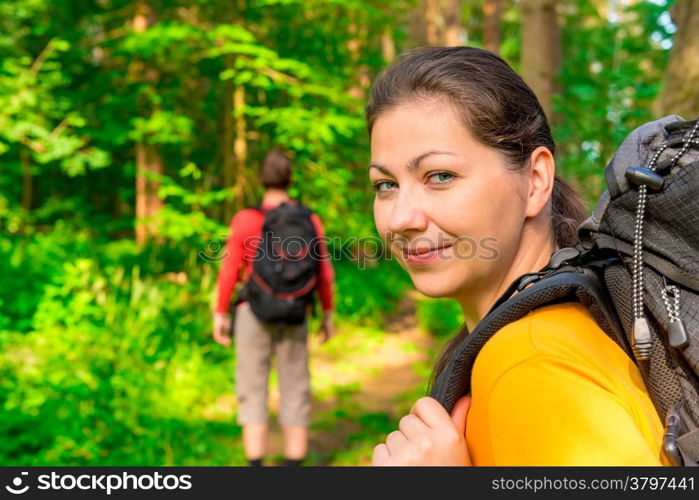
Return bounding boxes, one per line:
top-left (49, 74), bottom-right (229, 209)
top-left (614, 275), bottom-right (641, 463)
top-left (551, 175), bottom-right (588, 248)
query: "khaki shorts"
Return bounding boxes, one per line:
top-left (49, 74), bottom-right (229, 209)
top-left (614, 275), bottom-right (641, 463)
top-left (234, 303), bottom-right (311, 427)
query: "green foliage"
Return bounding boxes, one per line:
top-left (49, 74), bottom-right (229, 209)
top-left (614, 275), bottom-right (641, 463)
top-left (332, 257), bottom-right (412, 326)
top-left (0, 36), bottom-right (109, 177)
top-left (130, 111), bottom-right (194, 145)
top-left (0, 227), bottom-right (238, 464)
top-left (416, 298), bottom-right (464, 338)
top-left (554, 0), bottom-right (674, 205)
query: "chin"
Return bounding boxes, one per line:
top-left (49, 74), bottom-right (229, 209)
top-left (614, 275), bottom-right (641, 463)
top-left (409, 271), bottom-right (463, 299)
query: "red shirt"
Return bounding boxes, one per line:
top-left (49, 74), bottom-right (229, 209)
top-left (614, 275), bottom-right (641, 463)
top-left (215, 203), bottom-right (335, 314)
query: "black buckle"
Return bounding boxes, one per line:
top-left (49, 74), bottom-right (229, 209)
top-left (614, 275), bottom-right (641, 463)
top-left (544, 246), bottom-right (583, 271)
top-left (514, 245), bottom-right (588, 293)
top-left (516, 271), bottom-right (549, 292)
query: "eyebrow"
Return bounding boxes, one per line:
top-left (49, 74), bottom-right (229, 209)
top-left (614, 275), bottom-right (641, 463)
top-left (368, 150), bottom-right (455, 174)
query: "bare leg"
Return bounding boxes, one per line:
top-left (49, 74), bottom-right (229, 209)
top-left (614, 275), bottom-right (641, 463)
top-left (282, 425), bottom-right (308, 461)
top-left (243, 422), bottom-right (268, 461)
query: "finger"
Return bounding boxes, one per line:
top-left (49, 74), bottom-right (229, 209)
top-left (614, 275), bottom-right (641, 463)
top-left (410, 397), bottom-right (452, 429)
top-left (215, 331), bottom-right (231, 346)
top-left (385, 430), bottom-right (407, 453)
top-left (372, 444), bottom-right (390, 465)
top-left (450, 395), bottom-right (472, 436)
top-left (398, 413), bottom-right (429, 440)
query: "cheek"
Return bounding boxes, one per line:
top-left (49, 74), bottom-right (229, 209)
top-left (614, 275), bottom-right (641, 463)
top-left (469, 187), bottom-right (526, 255)
top-left (430, 179), bottom-right (525, 253)
top-left (373, 198), bottom-right (391, 239)
top-left (420, 187), bottom-right (485, 238)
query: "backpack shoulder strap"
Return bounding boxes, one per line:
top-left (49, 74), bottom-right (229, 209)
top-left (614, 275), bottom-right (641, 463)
top-left (430, 263), bottom-right (626, 413)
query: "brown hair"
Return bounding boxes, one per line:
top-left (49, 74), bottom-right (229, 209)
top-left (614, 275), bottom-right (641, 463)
top-left (365, 46), bottom-right (588, 388)
top-left (259, 149), bottom-right (292, 189)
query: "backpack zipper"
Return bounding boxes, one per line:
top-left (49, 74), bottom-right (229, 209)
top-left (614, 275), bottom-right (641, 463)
top-left (661, 276), bottom-right (689, 349)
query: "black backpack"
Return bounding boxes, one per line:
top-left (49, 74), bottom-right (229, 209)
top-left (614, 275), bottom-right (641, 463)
top-left (239, 202), bottom-right (320, 325)
top-left (430, 116), bottom-right (699, 466)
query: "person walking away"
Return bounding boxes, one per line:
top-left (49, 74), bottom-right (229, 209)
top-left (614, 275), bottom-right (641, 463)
top-left (213, 149), bottom-right (335, 466)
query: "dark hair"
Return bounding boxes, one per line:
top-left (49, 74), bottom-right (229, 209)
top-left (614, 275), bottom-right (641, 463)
top-left (259, 149), bottom-right (292, 189)
top-left (365, 46), bottom-right (588, 388)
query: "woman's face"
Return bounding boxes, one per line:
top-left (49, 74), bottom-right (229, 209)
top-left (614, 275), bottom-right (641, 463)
top-left (369, 99), bottom-right (531, 303)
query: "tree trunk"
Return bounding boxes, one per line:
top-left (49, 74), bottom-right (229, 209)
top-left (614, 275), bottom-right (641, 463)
top-left (656, 0), bottom-right (699, 119)
top-left (483, 0), bottom-right (502, 54)
top-left (134, 143), bottom-right (163, 245)
top-left (521, 0), bottom-right (560, 123)
top-left (424, 0), bottom-right (440, 45)
top-left (222, 68), bottom-right (236, 222)
top-left (443, 0), bottom-right (461, 46)
top-left (381, 27), bottom-right (396, 63)
top-left (132, 2), bottom-right (162, 246)
top-left (218, 2), bottom-right (243, 222)
top-left (410, 0), bottom-right (463, 47)
top-left (347, 16), bottom-right (370, 99)
top-left (232, 84), bottom-right (247, 213)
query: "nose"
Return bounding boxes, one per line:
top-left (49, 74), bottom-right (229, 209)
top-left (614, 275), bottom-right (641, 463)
top-left (386, 190), bottom-right (429, 236)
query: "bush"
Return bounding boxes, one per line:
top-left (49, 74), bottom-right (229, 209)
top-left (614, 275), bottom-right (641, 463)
top-left (416, 298), bottom-right (464, 338)
top-left (0, 228), bottom-right (238, 465)
top-left (332, 257), bottom-right (412, 327)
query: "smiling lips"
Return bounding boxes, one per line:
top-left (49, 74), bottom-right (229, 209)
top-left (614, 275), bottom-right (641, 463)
top-left (401, 243), bottom-right (454, 264)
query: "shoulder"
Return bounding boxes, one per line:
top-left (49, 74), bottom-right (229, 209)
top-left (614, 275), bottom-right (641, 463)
top-left (473, 302), bottom-right (630, 391)
top-left (232, 208), bottom-right (264, 224)
top-left (467, 302), bottom-right (664, 465)
top-left (479, 301), bottom-right (619, 359)
top-left (229, 208), bottom-right (265, 237)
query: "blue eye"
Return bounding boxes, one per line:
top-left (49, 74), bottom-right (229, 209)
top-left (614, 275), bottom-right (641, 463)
top-left (374, 181), bottom-right (397, 192)
top-left (428, 172), bottom-right (455, 184)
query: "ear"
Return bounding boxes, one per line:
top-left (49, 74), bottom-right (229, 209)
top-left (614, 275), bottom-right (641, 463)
top-left (524, 146), bottom-right (556, 219)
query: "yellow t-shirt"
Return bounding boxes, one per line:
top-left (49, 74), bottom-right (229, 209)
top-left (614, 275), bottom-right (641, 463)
top-left (465, 302), bottom-right (669, 465)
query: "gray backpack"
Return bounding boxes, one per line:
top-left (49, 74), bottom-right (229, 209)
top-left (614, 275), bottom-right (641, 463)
top-left (430, 115), bottom-right (699, 466)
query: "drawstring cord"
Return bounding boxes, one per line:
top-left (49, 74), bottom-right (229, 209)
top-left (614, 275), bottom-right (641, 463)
top-left (630, 120), bottom-right (699, 360)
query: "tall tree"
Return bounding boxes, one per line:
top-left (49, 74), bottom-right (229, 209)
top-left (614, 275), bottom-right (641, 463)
top-left (410, 0), bottom-right (463, 46)
top-left (347, 14), bottom-right (370, 99)
top-left (131, 2), bottom-right (163, 246)
top-left (232, 84), bottom-right (248, 213)
top-left (219, 3), bottom-right (243, 222)
top-left (221, 67), bottom-right (236, 222)
top-left (424, 0), bottom-right (441, 45)
top-left (443, 0), bottom-right (462, 46)
top-left (521, 0), bottom-right (561, 122)
top-left (381, 27), bottom-right (396, 63)
top-left (656, 0), bottom-right (699, 119)
top-left (483, 0), bottom-right (502, 53)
